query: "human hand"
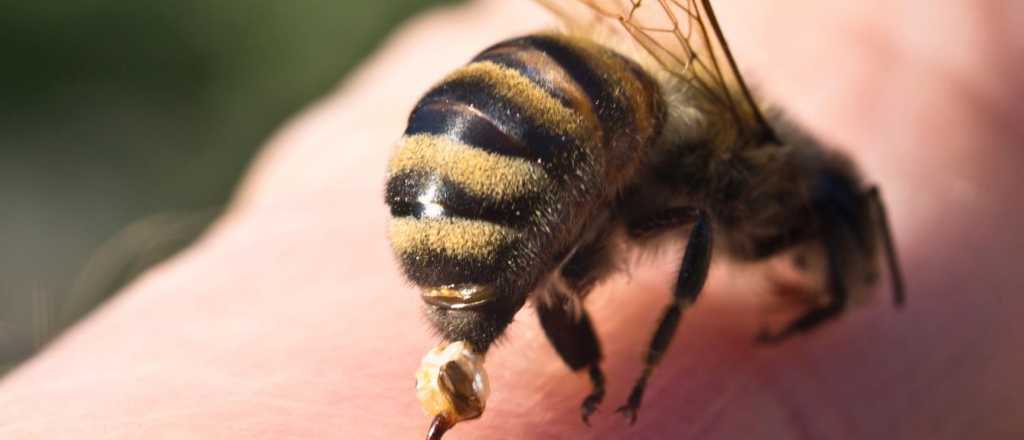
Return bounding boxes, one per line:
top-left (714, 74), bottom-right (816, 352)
top-left (1, 1), bottom-right (1021, 438)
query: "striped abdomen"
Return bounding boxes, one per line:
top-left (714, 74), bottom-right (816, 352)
top-left (385, 34), bottom-right (663, 341)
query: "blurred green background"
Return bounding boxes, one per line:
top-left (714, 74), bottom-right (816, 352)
top-left (0, 0), bottom-right (454, 373)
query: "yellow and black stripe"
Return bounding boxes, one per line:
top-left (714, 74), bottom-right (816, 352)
top-left (385, 34), bottom-right (663, 347)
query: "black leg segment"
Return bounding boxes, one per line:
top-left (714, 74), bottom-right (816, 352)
top-left (535, 234), bottom-right (617, 425)
top-left (758, 184), bottom-right (905, 343)
top-left (537, 298), bottom-right (606, 425)
top-left (616, 209), bottom-right (712, 424)
top-left (758, 212), bottom-right (849, 343)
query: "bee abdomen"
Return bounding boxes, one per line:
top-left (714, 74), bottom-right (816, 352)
top-left (386, 169), bottom-right (535, 226)
top-left (488, 35), bottom-right (664, 166)
top-left (407, 60), bottom-right (592, 168)
top-left (388, 216), bottom-right (520, 286)
top-left (386, 133), bottom-right (545, 286)
top-left (386, 33), bottom-right (663, 291)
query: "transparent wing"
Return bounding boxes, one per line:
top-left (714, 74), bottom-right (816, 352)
top-left (536, 0), bottom-right (773, 142)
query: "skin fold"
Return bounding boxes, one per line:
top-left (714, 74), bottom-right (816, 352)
top-left (1, 1), bottom-right (1022, 438)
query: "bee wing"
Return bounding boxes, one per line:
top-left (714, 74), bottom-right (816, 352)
top-left (537, 0), bottom-right (774, 142)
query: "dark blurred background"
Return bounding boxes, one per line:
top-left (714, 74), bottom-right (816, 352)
top-left (0, 0), bottom-right (453, 373)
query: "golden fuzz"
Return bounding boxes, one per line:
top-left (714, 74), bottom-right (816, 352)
top-left (504, 47), bottom-right (596, 123)
top-left (389, 217), bottom-right (518, 258)
top-left (388, 134), bottom-right (549, 199)
top-left (443, 61), bottom-right (589, 139)
top-left (546, 34), bottom-right (660, 152)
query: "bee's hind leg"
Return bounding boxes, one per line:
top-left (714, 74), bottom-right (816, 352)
top-left (536, 299), bottom-right (606, 425)
top-left (616, 208), bottom-right (712, 424)
top-left (537, 237), bottom-right (617, 425)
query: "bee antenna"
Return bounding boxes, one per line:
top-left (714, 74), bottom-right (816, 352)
top-left (865, 186), bottom-right (905, 306)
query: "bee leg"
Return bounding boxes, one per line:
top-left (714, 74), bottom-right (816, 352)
top-left (864, 186), bottom-right (906, 306)
top-left (616, 210), bottom-right (712, 424)
top-left (536, 238), bottom-right (616, 425)
top-left (757, 215), bottom-right (848, 343)
top-left (537, 300), bottom-right (605, 425)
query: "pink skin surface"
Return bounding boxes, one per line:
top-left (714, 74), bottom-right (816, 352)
top-left (2, 1), bottom-right (1022, 438)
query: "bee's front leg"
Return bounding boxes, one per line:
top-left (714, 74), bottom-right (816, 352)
top-left (758, 184), bottom-right (907, 343)
top-left (756, 219), bottom-right (848, 343)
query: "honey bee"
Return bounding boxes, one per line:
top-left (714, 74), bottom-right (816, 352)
top-left (385, 1), bottom-right (905, 438)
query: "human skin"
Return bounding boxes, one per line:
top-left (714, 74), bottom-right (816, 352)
top-left (1, 0), bottom-right (1022, 438)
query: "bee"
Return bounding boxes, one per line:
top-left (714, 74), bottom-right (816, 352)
top-left (384, 0), bottom-right (905, 438)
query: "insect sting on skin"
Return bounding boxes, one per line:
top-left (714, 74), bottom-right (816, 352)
top-left (384, 1), bottom-right (905, 437)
